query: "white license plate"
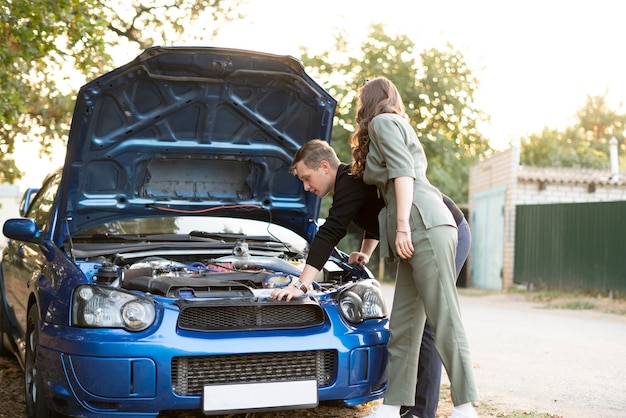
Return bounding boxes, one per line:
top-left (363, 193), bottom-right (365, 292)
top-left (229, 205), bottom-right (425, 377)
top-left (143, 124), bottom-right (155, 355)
top-left (202, 379), bottom-right (318, 414)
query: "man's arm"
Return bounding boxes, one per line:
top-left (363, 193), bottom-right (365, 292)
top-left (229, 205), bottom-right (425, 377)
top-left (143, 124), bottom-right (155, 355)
top-left (349, 238), bottom-right (379, 266)
top-left (272, 166), bottom-right (369, 301)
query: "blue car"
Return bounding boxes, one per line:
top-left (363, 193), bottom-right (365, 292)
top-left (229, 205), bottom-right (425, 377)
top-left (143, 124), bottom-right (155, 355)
top-left (0, 46), bottom-right (389, 418)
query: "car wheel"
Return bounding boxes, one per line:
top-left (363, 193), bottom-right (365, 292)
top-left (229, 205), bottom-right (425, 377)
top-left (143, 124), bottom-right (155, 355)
top-left (0, 293), bottom-right (13, 357)
top-left (25, 305), bottom-right (54, 418)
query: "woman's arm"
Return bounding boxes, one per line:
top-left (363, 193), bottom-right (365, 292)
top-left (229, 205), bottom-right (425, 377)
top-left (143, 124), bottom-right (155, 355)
top-left (394, 176), bottom-right (415, 259)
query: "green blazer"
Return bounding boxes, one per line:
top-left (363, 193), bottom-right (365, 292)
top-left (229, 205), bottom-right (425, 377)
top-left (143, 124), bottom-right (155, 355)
top-left (363, 113), bottom-right (456, 259)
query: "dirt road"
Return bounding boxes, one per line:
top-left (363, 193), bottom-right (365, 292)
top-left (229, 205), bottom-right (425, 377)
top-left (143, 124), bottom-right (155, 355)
top-left (382, 287), bottom-right (626, 418)
top-left (461, 291), bottom-right (626, 418)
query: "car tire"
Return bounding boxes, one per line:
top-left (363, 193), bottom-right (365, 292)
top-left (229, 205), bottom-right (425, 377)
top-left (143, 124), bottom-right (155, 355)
top-left (25, 305), bottom-right (55, 418)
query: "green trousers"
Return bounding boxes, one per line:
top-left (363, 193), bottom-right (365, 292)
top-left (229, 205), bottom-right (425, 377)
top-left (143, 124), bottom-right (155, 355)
top-left (384, 221), bottom-right (479, 406)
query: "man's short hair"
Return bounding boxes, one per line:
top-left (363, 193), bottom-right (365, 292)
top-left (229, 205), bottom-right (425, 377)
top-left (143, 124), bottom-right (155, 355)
top-left (291, 139), bottom-right (340, 174)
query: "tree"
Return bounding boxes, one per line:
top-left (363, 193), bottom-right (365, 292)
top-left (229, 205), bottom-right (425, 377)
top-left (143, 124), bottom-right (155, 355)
top-left (0, 0), bottom-right (244, 183)
top-left (102, 0), bottom-right (243, 51)
top-left (520, 92), bottom-right (626, 169)
top-left (415, 45), bottom-right (492, 201)
top-left (0, 0), bottom-right (109, 183)
top-left (301, 23), bottom-right (493, 205)
top-left (300, 24), bottom-right (493, 280)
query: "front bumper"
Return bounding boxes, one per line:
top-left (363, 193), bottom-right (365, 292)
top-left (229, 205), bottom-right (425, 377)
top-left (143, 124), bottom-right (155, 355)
top-left (38, 302), bottom-right (389, 417)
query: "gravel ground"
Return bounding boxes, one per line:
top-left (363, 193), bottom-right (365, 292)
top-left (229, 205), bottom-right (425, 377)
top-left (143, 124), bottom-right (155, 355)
top-left (0, 356), bottom-right (25, 417)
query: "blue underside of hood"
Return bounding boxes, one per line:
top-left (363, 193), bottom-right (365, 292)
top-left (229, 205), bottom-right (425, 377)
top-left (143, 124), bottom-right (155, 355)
top-left (57, 46), bottom-right (336, 239)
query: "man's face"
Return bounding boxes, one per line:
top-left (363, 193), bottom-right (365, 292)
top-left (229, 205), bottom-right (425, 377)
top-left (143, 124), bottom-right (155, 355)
top-left (294, 160), bottom-right (333, 197)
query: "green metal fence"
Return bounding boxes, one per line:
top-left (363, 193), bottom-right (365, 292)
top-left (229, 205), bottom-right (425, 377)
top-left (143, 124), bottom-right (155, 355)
top-left (514, 201), bottom-right (626, 291)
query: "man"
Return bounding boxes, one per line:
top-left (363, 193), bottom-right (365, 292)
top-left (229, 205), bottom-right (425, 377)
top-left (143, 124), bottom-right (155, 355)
top-left (270, 139), bottom-right (383, 301)
top-left (270, 140), bottom-right (471, 418)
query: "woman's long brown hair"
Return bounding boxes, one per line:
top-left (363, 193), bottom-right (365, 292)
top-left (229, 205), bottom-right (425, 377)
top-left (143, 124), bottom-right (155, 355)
top-left (349, 77), bottom-right (406, 178)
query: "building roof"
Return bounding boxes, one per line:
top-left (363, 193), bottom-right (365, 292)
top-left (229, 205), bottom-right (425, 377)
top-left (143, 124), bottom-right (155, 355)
top-left (517, 166), bottom-right (626, 186)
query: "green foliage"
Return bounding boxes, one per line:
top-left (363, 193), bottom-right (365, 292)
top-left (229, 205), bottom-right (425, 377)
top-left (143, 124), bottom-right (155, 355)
top-left (102, 0), bottom-right (244, 50)
top-left (520, 93), bottom-right (626, 169)
top-left (0, 0), bottom-right (244, 184)
top-left (300, 24), bottom-right (493, 204)
top-left (1, 0), bottom-right (109, 182)
top-left (301, 24), bottom-right (493, 278)
top-left (0, 158), bottom-right (21, 184)
top-left (416, 46), bottom-right (493, 200)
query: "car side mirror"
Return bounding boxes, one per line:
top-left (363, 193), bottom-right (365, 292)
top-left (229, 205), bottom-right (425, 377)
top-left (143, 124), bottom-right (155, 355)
top-left (2, 218), bottom-right (42, 243)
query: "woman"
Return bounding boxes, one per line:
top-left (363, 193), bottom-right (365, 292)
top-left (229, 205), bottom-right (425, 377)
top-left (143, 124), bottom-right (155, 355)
top-left (350, 77), bottom-right (479, 418)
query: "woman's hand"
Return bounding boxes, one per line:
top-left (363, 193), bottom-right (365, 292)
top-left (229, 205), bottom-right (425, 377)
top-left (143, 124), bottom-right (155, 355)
top-left (395, 229), bottom-right (414, 259)
top-left (349, 251), bottom-right (370, 266)
top-left (270, 286), bottom-right (304, 302)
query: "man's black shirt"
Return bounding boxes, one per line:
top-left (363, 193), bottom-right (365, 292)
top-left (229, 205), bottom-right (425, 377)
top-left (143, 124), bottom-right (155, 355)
top-left (305, 164), bottom-right (384, 270)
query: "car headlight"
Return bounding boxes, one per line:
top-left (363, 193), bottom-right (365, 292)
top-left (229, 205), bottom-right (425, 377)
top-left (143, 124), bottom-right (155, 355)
top-left (337, 279), bottom-right (388, 324)
top-left (72, 285), bottom-right (156, 331)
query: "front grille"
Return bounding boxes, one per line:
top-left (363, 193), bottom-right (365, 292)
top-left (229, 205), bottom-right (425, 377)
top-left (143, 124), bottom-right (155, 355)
top-left (177, 303), bottom-right (326, 331)
top-left (171, 350), bottom-right (336, 395)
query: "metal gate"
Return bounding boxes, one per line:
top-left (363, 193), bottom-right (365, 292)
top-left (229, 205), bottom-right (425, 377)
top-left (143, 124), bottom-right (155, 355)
top-left (471, 186), bottom-right (506, 289)
top-left (514, 201), bottom-right (626, 290)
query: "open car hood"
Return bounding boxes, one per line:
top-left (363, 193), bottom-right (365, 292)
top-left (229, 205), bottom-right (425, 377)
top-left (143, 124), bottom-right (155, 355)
top-left (57, 46), bottom-right (336, 239)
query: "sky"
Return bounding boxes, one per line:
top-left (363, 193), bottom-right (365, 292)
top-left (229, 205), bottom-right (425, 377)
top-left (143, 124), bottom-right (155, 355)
top-left (15, 0), bottom-right (626, 188)
top-left (208, 0), bottom-right (626, 149)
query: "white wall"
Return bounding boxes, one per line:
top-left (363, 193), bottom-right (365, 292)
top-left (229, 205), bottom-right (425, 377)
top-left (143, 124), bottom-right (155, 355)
top-left (0, 185), bottom-right (22, 249)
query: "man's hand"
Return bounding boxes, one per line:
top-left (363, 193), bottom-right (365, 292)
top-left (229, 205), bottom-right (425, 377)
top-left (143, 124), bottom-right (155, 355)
top-left (270, 286), bottom-right (304, 302)
top-left (349, 251), bottom-right (370, 266)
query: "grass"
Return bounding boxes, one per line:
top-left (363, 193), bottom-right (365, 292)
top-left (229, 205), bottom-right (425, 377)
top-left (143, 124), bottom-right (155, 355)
top-left (507, 285), bottom-right (626, 316)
